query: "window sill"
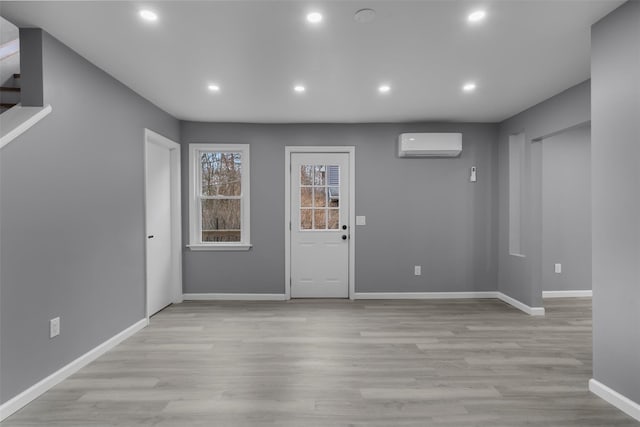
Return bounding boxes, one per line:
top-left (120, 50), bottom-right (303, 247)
top-left (187, 244), bottom-right (252, 252)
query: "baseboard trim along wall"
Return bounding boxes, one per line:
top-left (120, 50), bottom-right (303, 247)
top-left (183, 293), bottom-right (287, 301)
top-left (543, 290), bottom-right (593, 298)
top-left (182, 292), bottom-right (545, 316)
top-left (0, 318), bottom-right (148, 422)
top-left (496, 292), bottom-right (546, 316)
top-left (0, 104), bottom-right (53, 150)
top-left (353, 292), bottom-right (545, 316)
top-left (589, 379), bottom-right (640, 422)
top-left (353, 292), bottom-right (497, 300)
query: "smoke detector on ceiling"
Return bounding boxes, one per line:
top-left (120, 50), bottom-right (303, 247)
top-left (354, 8), bottom-right (376, 23)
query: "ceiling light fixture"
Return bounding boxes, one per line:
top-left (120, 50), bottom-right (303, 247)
top-left (139, 9), bottom-right (158, 22)
top-left (208, 84), bottom-right (220, 92)
top-left (467, 10), bottom-right (486, 23)
top-left (306, 12), bottom-right (323, 24)
top-left (294, 85), bottom-right (306, 93)
top-left (462, 82), bottom-right (477, 92)
top-left (378, 85), bottom-right (391, 94)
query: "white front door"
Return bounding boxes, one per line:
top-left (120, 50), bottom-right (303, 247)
top-left (145, 141), bottom-right (174, 315)
top-left (290, 152), bottom-right (350, 298)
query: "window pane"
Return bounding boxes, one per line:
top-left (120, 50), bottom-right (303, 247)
top-left (314, 187), bottom-right (327, 207)
top-left (300, 165), bottom-right (313, 185)
top-left (328, 209), bottom-right (339, 229)
top-left (328, 187), bottom-right (339, 207)
top-left (313, 209), bottom-right (326, 230)
top-left (300, 187), bottom-right (313, 207)
top-left (201, 152), bottom-right (242, 197)
top-left (327, 165), bottom-right (339, 186)
top-left (300, 209), bottom-right (312, 229)
top-left (201, 199), bottom-right (241, 242)
top-left (314, 165), bottom-right (326, 185)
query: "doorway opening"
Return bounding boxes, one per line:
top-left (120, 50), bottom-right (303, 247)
top-left (285, 147), bottom-right (355, 299)
top-left (144, 129), bottom-right (182, 317)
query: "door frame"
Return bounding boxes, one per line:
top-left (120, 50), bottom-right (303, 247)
top-left (143, 129), bottom-right (183, 318)
top-left (284, 146), bottom-right (356, 300)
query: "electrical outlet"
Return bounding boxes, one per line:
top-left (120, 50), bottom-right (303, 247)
top-left (50, 317), bottom-right (60, 338)
top-left (554, 263), bottom-right (562, 274)
top-left (414, 265), bottom-right (421, 276)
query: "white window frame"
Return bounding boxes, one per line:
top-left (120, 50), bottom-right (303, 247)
top-left (187, 143), bottom-right (251, 251)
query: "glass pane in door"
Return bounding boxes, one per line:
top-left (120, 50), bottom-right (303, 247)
top-left (299, 164), bottom-right (340, 231)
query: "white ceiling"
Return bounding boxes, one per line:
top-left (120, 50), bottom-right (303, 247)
top-left (0, 1), bottom-right (623, 123)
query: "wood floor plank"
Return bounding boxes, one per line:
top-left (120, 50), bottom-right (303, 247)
top-left (2, 298), bottom-right (638, 426)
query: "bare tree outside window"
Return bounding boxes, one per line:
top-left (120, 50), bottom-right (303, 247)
top-left (200, 152), bottom-right (242, 242)
top-left (300, 164), bottom-right (340, 230)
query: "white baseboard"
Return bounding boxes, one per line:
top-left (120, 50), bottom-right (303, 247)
top-left (543, 290), bottom-right (592, 298)
top-left (589, 378), bottom-right (640, 422)
top-left (0, 104), bottom-right (53, 150)
top-left (183, 292), bottom-right (545, 317)
top-left (353, 291), bottom-right (498, 300)
top-left (0, 318), bottom-right (148, 422)
top-left (354, 291), bottom-right (544, 316)
top-left (183, 293), bottom-right (287, 301)
top-left (496, 292), bottom-right (546, 316)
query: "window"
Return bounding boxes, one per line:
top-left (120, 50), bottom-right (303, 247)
top-left (299, 164), bottom-right (340, 230)
top-left (188, 144), bottom-right (250, 250)
top-left (509, 133), bottom-right (525, 256)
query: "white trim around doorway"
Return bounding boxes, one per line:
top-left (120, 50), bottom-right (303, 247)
top-left (284, 146), bottom-right (356, 300)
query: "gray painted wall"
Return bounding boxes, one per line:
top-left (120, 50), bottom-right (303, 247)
top-left (0, 31), bottom-right (179, 403)
top-left (497, 81), bottom-right (590, 307)
top-left (17, 28), bottom-right (42, 107)
top-left (542, 124), bottom-right (591, 291)
top-left (180, 122), bottom-right (498, 294)
top-left (591, 0), bottom-right (640, 404)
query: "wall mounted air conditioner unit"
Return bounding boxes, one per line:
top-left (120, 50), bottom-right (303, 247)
top-left (398, 133), bottom-right (462, 157)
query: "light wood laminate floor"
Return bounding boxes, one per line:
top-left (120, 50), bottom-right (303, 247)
top-left (3, 298), bottom-right (638, 426)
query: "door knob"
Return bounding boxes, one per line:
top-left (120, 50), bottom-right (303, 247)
top-left (147, 235), bottom-right (155, 239)
top-left (342, 225), bottom-right (347, 230)
top-left (341, 235), bottom-right (347, 240)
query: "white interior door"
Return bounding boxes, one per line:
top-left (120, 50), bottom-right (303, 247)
top-left (146, 141), bottom-right (174, 315)
top-left (291, 152), bottom-right (349, 298)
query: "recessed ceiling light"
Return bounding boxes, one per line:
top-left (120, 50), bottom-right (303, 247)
top-left (378, 85), bottom-right (391, 94)
top-left (139, 9), bottom-right (158, 22)
top-left (294, 85), bottom-right (306, 93)
top-left (467, 10), bottom-right (486, 22)
top-left (462, 82), bottom-right (477, 92)
top-left (306, 12), bottom-right (323, 24)
top-left (208, 84), bottom-right (220, 92)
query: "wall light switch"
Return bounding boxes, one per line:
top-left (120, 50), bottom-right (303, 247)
top-left (554, 263), bottom-right (562, 274)
top-left (414, 265), bottom-right (421, 276)
top-left (356, 216), bottom-right (366, 226)
top-left (50, 317), bottom-right (60, 338)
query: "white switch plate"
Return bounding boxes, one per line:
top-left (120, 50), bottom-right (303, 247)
top-left (554, 263), bottom-right (562, 274)
top-left (414, 265), bottom-right (421, 276)
top-left (50, 317), bottom-right (60, 338)
top-left (356, 216), bottom-right (366, 226)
